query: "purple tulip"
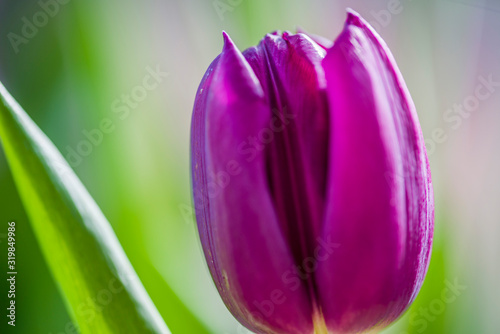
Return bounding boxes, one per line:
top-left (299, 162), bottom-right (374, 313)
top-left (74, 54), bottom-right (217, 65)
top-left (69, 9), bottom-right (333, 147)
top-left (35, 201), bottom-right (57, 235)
top-left (191, 9), bottom-right (434, 334)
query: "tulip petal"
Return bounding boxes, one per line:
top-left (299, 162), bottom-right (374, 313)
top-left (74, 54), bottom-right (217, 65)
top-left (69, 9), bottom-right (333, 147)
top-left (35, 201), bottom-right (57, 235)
top-left (191, 32), bottom-right (313, 334)
top-left (296, 27), bottom-right (334, 50)
top-left (242, 31), bottom-right (328, 274)
top-left (242, 34), bottom-right (332, 324)
top-left (317, 10), bottom-right (434, 333)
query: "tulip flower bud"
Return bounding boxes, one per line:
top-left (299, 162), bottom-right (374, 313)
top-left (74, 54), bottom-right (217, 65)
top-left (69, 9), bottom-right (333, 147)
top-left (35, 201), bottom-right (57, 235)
top-left (191, 9), bottom-right (434, 334)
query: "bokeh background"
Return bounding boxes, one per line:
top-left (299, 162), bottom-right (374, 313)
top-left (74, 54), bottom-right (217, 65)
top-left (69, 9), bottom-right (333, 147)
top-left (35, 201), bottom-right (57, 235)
top-left (0, 0), bottom-right (499, 333)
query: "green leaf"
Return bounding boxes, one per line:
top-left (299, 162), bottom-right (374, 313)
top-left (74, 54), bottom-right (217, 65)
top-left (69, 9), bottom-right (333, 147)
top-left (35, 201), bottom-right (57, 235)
top-left (0, 82), bottom-right (169, 333)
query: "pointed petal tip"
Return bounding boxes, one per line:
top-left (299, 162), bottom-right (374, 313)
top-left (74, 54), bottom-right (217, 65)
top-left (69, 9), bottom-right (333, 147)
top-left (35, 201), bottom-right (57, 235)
top-left (344, 8), bottom-right (381, 33)
top-left (345, 8), bottom-right (363, 26)
top-left (222, 30), bottom-right (230, 44)
top-left (222, 31), bottom-right (236, 51)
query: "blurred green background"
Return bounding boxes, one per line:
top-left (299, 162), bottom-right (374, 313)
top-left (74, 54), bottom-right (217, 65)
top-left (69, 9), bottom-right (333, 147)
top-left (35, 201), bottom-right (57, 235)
top-left (0, 0), bottom-right (499, 333)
